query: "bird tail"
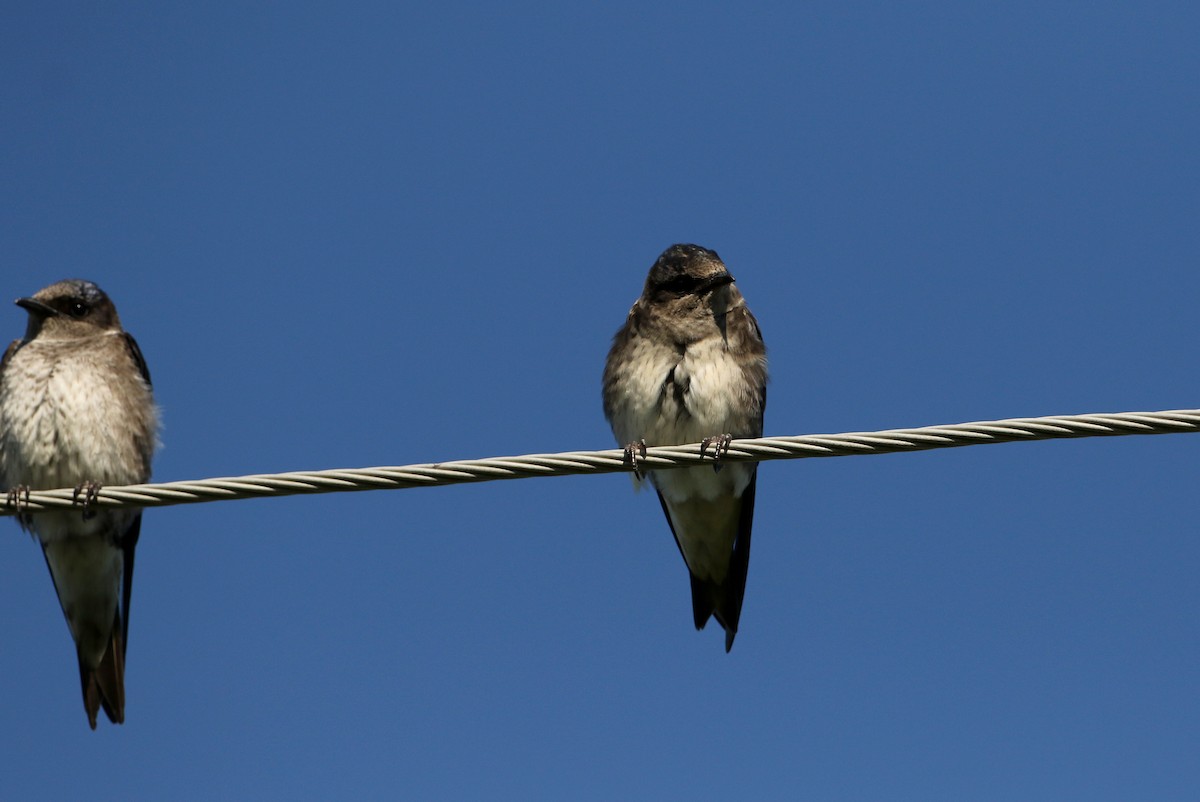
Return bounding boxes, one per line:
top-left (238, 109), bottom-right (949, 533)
top-left (684, 472), bottom-right (758, 653)
top-left (689, 574), bottom-right (742, 653)
top-left (79, 610), bottom-right (125, 729)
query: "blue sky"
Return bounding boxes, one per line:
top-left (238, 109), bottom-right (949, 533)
top-left (2, 3), bottom-right (1198, 799)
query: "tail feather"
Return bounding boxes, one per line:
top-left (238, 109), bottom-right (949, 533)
top-left (78, 609), bottom-right (125, 729)
top-left (688, 572), bottom-right (716, 632)
top-left (688, 572), bottom-right (742, 653)
top-left (676, 470), bottom-right (759, 653)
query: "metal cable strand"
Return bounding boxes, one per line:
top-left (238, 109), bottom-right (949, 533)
top-left (3, 408), bottom-right (1197, 516)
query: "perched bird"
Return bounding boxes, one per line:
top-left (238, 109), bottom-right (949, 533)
top-left (0, 279), bottom-right (158, 728)
top-left (603, 244), bottom-right (767, 651)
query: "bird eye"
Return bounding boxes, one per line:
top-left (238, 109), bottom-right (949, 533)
top-left (67, 301), bottom-right (89, 318)
top-left (658, 275), bottom-right (702, 295)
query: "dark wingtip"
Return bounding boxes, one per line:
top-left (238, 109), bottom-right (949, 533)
top-left (78, 612), bottom-right (126, 729)
top-left (688, 572), bottom-right (714, 630)
top-left (80, 660), bottom-right (100, 730)
top-left (95, 619), bottom-right (126, 725)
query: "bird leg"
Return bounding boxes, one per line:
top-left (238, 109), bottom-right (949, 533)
top-left (5, 484), bottom-right (30, 510)
top-left (623, 439), bottom-right (648, 480)
top-left (72, 480), bottom-right (103, 520)
top-left (700, 433), bottom-right (734, 472)
top-left (5, 485), bottom-right (32, 529)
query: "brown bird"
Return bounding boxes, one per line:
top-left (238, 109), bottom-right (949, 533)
top-left (0, 279), bottom-right (158, 728)
top-left (603, 245), bottom-right (767, 651)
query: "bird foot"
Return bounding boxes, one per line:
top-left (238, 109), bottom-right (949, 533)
top-left (700, 433), bottom-right (734, 472)
top-left (623, 439), bottom-right (648, 480)
top-left (72, 481), bottom-right (103, 520)
top-left (5, 485), bottom-right (32, 527)
top-left (5, 484), bottom-right (30, 510)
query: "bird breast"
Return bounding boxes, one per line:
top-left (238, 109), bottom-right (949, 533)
top-left (0, 336), bottom-right (154, 496)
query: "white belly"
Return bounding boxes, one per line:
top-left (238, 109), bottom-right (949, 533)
top-left (612, 338), bottom-right (757, 502)
top-left (1, 340), bottom-right (148, 542)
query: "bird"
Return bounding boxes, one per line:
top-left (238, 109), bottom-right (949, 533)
top-left (603, 244), bottom-right (767, 651)
top-left (0, 279), bottom-right (158, 728)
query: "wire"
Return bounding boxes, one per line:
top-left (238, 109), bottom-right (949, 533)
top-left (3, 408), bottom-right (1197, 517)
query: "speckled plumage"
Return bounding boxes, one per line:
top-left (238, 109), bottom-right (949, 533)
top-left (0, 279), bottom-right (158, 728)
top-left (603, 245), bottom-right (767, 651)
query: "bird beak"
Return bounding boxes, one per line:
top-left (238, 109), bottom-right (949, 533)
top-left (698, 272), bottom-right (735, 293)
top-left (15, 297), bottom-right (59, 319)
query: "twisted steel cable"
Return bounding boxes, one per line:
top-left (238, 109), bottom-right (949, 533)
top-left (2, 408), bottom-right (1197, 517)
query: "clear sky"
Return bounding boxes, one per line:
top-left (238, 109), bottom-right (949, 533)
top-left (2, 3), bottom-right (1197, 799)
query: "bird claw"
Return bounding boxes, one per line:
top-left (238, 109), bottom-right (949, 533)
top-left (5, 485), bottom-right (33, 530)
top-left (72, 481), bottom-right (103, 520)
top-left (5, 484), bottom-right (30, 509)
top-left (623, 439), bottom-right (648, 480)
top-left (701, 433), bottom-right (734, 472)
top-left (4, 482), bottom-right (32, 521)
